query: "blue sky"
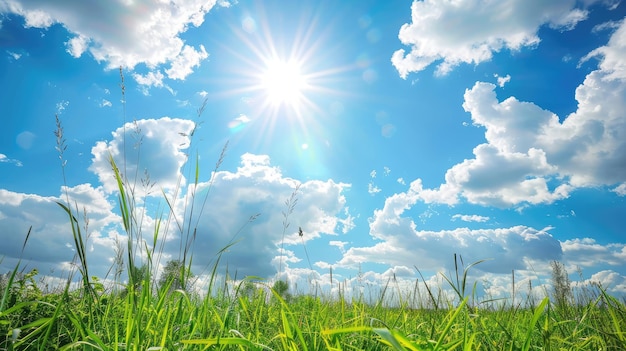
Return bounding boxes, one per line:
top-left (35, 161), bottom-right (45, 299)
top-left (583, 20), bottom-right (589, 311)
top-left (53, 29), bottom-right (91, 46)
top-left (1, 0), bottom-right (625, 301)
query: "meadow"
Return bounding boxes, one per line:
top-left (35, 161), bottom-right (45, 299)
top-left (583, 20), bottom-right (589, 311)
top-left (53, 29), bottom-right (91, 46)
top-left (1, 72), bottom-right (625, 350)
top-left (2, 243), bottom-right (626, 350)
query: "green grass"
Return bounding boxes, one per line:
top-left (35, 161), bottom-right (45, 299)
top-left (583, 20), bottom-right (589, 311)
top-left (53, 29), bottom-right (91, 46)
top-left (2, 268), bottom-right (625, 350)
top-left (1, 72), bottom-right (625, 350)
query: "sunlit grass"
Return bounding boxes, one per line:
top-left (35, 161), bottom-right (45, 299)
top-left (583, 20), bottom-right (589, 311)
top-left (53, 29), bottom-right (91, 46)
top-left (2, 245), bottom-right (626, 350)
top-left (1, 72), bottom-right (625, 350)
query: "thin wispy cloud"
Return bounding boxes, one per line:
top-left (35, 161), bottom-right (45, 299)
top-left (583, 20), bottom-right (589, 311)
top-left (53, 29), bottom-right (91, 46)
top-left (0, 153), bottom-right (23, 167)
top-left (452, 214), bottom-right (490, 222)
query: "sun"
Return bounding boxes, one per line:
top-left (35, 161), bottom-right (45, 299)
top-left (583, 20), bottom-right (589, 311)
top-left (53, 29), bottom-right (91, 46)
top-left (220, 7), bottom-right (355, 150)
top-left (260, 58), bottom-right (307, 107)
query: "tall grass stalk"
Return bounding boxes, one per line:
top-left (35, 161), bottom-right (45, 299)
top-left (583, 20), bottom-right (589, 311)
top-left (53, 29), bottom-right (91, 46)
top-left (278, 183), bottom-right (301, 277)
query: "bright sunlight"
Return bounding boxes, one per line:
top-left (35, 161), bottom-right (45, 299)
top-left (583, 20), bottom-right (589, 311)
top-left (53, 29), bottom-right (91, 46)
top-left (260, 59), bottom-right (307, 106)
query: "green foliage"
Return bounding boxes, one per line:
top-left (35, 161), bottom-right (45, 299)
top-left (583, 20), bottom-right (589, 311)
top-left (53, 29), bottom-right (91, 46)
top-left (272, 280), bottom-right (291, 302)
top-left (158, 259), bottom-right (193, 293)
top-left (128, 264), bottom-right (150, 293)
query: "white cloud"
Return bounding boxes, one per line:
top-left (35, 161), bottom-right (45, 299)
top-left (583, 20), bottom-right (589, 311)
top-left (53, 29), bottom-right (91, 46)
top-left (165, 44), bottom-right (209, 80)
top-left (329, 240), bottom-right (348, 253)
top-left (89, 117), bottom-right (196, 195)
top-left (7, 50), bottom-right (21, 60)
top-left (99, 99), bottom-right (111, 108)
top-left (452, 214), bottom-right (490, 222)
top-left (336, 180), bottom-right (563, 274)
top-left (339, 186), bottom-right (562, 273)
top-left (314, 261), bottom-right (332, 270)
top-left (0, 153), bottom-right (22, 167)
top-left (217, 0), bottom-right (233, 7)
top-left (582, 18), bottom-right (626, 80)
top-left (561, 238), bottom-right (626, 267)
top-left (613, 183), bottom-right (626, 196)
top-left (164, 153), bottom-right (351, 277)
top-left (66, 34), bottom-right (89, 58)
top-left (131, 71), bottom-right (175, 95)
top-left (591, 20), bottom-right (622, 33)
top-left (176, 99), bottom-right (190, 107)
top-left (368, 182), bottom-right (381, 195)
top-left (392, 0), bottom-right (614, 78)
top-left (56, 100), bottom-right (69, 114)
top-left (340, 224), bottom-right (562, 276)
top-left (422, 144), bottom-right (569, 207)
top-left (411, 19), bottom-right (626, 207)
top-left (578, 270), bottom-right (626, 295)
top-left (228, 114), bottom-right (251, 130)
top-left (11, 5), bottom-right (54, 28)
top-left (86, 118), bottom-right (350, 278)
top-left (466, 75), bottom-right (625, 190)
top-left (0, 186), bottom-right (122, 279)
top-left (337, 207), bottom-right (356, 234)
top-left (397, 177), bottom-right (406, 185)
top-left (494, 73), bottom-right (511, 87)
top-left (1, 0), bottom-right (215, 77)
top-left (589, 0), bottom-right (621, 10)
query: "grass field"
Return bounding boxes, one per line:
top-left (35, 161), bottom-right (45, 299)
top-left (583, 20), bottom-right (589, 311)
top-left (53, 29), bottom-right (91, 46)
top-left (2, 73), bottom-right (625, 350)
top-left (2, 255), bottom-right (626, 350)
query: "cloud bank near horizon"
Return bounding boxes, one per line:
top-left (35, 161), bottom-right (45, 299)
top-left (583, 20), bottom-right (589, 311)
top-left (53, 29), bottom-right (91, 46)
top-left (0, 114), bottom-right (624, 296)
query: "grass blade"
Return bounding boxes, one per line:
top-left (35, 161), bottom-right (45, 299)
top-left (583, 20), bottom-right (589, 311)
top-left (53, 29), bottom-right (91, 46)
top-left (522, 297), bottom-right (549, 351)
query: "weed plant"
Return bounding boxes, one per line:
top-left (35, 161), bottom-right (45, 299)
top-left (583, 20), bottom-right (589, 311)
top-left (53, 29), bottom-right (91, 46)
top-left (1, 72), bottom-right (625, 350)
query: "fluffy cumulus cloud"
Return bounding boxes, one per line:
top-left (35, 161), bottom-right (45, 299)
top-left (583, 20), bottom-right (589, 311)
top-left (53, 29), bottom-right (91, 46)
top-left (165, 153), bottom-right (351, 277)
top-left (583, 17), bottom-right (626, 80)
top-left (392, 0), bottom-right (613, 78)
top-left (332, 179), bottom-right (626, 298)
top-left (89, 117), bottom-right (196, 195)
top-left (165, 44), bottom-right (209, 80)
top-left (561, 238), bottom-right (626, 267)
top-left (0, 0), bottom-right (216, 82)
top-left (578, 270), bottom-right (626, 295)
top-left (412, 18), bottom-right (626, 207)
top-left (337, 181), bottom-right (562, 274)
top-left (0, 185), bottom-right (121, 278)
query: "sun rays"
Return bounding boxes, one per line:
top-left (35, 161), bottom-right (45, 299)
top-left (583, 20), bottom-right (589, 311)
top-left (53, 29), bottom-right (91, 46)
top-left (215, 5), bottom-right (354, 148)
